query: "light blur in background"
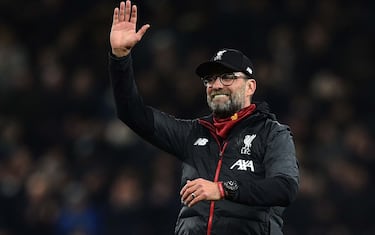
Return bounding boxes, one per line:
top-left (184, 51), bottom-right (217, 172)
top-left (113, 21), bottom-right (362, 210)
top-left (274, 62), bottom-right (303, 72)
top-left (0, 0), bottom-right (374, 234)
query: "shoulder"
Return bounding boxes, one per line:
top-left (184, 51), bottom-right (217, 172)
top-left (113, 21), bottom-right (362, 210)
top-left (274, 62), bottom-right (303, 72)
top-left (253, 101), bottom-right (291, 134)
top-left (258, 118), bottom-right (293, 148)
top-left (265, 119), bottom-right (290, 132)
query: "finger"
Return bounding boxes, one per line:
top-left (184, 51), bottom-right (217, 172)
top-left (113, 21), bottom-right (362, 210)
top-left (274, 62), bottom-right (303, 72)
top-left (182, 191), bottom-right (196, 206)
top-left (181, 187), bottom-right (193, 202)
top-left (136, 24), bottom-right (150, 40)
top-left (125, 0), bottom-right (131, 22)
top-left (180, 180), bottom-right (192, 195)
top-left (180, 180), bottom-right (194, 199)
top-left (130, 5), bottom-right (137, 24)
top-left (112, 7), bottom-right (119, 25)
top-left (188, 189), bottom-right (204, 207)
top-left (119, 1), bottom-right (125, 21)
top-left (181, 186), bottom-right (193, 202)
top-left (188, 195), bottom-right (199, 207)
top-left (181, 184), bottom-right (200, 202)
top-left (180, 186), bottom-right (186, 196)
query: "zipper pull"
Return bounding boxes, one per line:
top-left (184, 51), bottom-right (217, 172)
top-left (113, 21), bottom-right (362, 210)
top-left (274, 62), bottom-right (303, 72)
top-left (219, 142), bottom-right (228, 157)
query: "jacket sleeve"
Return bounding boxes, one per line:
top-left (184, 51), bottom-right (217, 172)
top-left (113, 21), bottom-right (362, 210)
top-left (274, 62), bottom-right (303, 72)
top-left (234, 122), bottom-right (299, 206)
top-left (108, 53), bottom-right (192, 157)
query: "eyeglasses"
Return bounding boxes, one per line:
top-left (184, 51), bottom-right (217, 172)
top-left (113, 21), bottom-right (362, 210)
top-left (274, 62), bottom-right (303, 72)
top-left (201, 73), bottom-right (247, 87)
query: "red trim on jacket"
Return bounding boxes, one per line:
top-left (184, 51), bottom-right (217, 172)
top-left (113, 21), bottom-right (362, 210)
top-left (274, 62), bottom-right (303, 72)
top-left (207, 142), bottom-right (228, 235)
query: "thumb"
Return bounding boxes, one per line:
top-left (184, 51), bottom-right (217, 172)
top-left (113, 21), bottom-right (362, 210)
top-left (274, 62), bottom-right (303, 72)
top-left (136, 24), bottom-right (150, 40)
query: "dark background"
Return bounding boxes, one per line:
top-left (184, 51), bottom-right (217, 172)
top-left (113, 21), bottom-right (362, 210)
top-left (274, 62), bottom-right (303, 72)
top-left (0, 0), bottom-right (374, 234)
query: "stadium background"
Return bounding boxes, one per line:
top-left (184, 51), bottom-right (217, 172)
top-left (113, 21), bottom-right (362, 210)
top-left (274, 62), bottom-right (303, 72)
top-left (0, 0), bottom-right (374, 234)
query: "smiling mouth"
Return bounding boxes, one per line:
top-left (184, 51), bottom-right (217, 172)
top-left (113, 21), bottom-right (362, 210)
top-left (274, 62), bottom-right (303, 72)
top-left (211, 93), bottom-right (229, 99)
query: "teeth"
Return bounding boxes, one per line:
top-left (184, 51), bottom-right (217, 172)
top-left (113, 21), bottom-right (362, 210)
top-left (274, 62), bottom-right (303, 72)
top-left (212, 94), bottom-right (228, 98)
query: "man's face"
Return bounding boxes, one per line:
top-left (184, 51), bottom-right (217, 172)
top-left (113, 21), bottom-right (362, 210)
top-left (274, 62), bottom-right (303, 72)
top-left (206, 72), bottom-right (254, 118)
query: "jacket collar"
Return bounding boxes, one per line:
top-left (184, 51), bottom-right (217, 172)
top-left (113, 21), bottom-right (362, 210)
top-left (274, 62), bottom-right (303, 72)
top-left (199, 101), bottom-right (276, 125)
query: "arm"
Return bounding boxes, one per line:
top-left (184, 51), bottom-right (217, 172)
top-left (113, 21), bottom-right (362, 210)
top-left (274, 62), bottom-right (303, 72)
top-left (235, 124), bottom-right (299, 206)
top-left (109, 1), bottom-right (193, 156)
top-left (109, 53), bottom-right (154, 137)
top-left (109, 0), bottom-right (153, 136)
top-left (180, 124), bottom-right (299, 207)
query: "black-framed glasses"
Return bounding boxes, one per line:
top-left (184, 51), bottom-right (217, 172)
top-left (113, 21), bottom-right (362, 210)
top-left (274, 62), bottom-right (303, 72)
top-left (201, 73), bottom-right (246, 87)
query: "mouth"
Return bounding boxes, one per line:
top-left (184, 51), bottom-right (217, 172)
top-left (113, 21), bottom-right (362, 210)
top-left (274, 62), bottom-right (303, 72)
top-left (210, 93), bottom-right (230, 99)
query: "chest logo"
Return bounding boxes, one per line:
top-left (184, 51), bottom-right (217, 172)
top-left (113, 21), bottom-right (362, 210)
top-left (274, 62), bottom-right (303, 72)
top-left (230, 159), bottom-right (255, 172)
top-left (240, 134), bottom-right (256, 155)
top-left (193, 138), bottom-right (209, 146)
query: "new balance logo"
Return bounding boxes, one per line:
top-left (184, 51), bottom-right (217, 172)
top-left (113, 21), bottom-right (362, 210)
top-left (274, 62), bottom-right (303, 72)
top-left (193, 138), bottom-right (209, 146)
top-left (230, 159), bottom-right (255, 172)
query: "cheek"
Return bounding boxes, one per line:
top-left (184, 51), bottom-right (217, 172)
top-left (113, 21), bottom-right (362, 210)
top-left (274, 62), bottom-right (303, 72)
top-left (206, 89), bottom-right (211, 99)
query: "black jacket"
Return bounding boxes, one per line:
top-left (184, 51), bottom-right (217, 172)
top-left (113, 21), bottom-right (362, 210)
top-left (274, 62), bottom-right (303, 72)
top-left (109, 54), bottom-right (299, 235)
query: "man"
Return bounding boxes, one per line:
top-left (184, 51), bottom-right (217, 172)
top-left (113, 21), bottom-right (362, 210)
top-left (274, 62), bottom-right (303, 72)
top-left (109, 1), bottom-right (299, 235)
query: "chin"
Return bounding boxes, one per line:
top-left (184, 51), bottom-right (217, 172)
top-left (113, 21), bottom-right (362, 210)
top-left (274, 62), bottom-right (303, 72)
top-left (213, 111), bottom-right (233, 119)
top-left (209, 100), bottom-right (244, 119)
top-left (210, 104), bottom-right (233, 119)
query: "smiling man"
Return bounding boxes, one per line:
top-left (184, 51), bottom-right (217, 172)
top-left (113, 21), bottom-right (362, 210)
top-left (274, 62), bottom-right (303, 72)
top-left (108, 1), bottom-right (300, 235)
top-left (197, 48), bottom-right (256, 119)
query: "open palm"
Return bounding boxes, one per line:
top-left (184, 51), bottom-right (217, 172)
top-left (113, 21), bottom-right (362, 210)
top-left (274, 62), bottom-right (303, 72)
top-left (110, 1), bottom-right (150, 57)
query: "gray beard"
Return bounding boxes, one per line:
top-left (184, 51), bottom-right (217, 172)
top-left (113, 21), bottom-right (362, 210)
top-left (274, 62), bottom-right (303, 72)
top-left (207, 90), bottom-right (245, 119)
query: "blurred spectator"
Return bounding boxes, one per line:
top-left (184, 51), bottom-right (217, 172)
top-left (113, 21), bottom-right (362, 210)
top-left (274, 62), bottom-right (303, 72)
top-left (55, 182), bottom-right (100, 235)
top-left (103, 167), bottom-right (149, 235)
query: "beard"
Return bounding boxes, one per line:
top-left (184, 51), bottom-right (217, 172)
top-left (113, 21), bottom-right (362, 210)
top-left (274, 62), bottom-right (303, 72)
top-left (207, 88), bottom-right (246, 119)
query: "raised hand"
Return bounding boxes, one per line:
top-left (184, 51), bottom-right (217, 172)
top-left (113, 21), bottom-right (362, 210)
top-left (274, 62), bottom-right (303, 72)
top-left (110, 1), bottom-right (150, 57)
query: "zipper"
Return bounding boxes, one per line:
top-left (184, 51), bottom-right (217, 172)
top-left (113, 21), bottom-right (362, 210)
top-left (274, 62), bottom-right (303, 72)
top-left (206, 141), bottom-right (228, 235)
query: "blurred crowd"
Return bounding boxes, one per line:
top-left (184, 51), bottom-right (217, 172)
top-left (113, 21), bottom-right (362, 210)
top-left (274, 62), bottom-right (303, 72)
top-left (0, 0), bottom-right (374, 234)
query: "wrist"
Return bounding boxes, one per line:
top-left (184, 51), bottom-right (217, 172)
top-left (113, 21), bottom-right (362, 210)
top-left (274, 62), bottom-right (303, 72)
top-left (222, 180), bottom-right (239, 200)
top-left (112, 48), bottom-right (130, 58)
top-left (217, 182), bottom-right (225, 199)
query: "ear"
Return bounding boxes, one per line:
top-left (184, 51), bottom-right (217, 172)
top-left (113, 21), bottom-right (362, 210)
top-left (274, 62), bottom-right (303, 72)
top-left (246, 79), bottom-right (256, 97)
